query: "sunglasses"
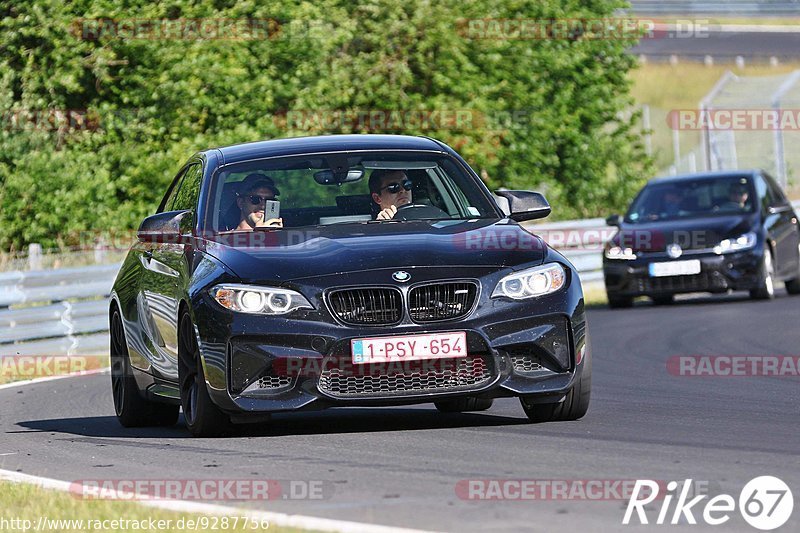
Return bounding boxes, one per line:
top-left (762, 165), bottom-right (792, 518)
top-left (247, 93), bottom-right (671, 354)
top-left (379, 179), bottom-right (413, 194)
top-left (243, 194), bottom-right (275, 205)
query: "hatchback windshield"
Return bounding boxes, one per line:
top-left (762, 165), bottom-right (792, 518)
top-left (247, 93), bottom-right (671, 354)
top-left (208, 151), bottom-right (499, 231)
top-left (625, 176), bottom-right (755, 224)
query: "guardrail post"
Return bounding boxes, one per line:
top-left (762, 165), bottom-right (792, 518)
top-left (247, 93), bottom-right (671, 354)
top-left (28, 244), bottom-right (42, 271)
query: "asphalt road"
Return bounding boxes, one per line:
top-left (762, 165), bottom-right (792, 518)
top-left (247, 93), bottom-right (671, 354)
top-left (1, 290), bottom-right (798, 532)
top-left (631, 29), bottom-right (800, 59)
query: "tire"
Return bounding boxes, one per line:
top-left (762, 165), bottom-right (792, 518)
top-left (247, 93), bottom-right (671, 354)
top-left (652, 295), bottom-right (674, 306)
top-left (110, 308), bottom-right (179, 427)
top-left (784, 244), bottom-right (800, 295)
top-left (179, 313), bottom-right (233, 437)
top-left (607, 293), bottom-right (633, 309)
top-left (520, 351), bottom-right (591, 423)
top-left (434, 398), bottom-right (494, 412)
top-left (750, 249), bottom-right (776, 300)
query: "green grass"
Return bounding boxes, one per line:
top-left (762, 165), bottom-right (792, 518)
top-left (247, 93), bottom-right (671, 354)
top-left (582, 283), bottom-right (609, 308)
top-left (629, 62), bottom-right (800, 198)
top-left (629, 63), bottom-right (800, 111)
top-left (0, 481), bottom-right (310, 533)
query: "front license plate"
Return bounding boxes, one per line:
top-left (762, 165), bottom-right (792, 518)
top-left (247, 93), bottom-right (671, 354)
top-left (351, 332), bottom-right (468, 364)
top-left (648, 259), bottom-right (702, 277)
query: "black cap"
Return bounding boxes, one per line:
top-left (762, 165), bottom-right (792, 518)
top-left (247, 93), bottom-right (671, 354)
top-left (238, 173), bottom-right (280, 197)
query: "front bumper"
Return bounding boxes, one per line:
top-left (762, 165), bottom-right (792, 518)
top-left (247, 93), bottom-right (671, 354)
top-left (190, 265), bottom-right (589, 416)
top-left (604, 248), bottom-right (763, 297)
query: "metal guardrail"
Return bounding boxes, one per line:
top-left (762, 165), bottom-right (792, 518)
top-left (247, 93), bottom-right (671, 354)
top-left (628, 1), bottom-right (800, 15)
top-left (0, 265), bottom-right (117, 356)
top-left (3, 200), bottom-right (799, 355)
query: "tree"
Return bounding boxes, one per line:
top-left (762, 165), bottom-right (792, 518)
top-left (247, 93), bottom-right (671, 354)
top-left (0, 0), bottom-right (650, 250)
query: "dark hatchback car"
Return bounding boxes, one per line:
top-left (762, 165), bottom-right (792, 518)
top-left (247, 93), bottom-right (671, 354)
top-left (110, 135), bottom-right (591, 436)
top-left (604, 170), bottom-right (800, 307)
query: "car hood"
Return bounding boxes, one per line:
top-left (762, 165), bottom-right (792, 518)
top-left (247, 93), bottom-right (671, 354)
top-left (614, 214), bottom-right (757, 252)
top-left (200, 219), bottom-right (546, 282)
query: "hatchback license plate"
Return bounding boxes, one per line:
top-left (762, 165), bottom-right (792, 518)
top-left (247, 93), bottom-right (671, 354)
top-left (351, 332), bottom-right (468, 364)
top-left (648, 260), bottom-right (702, 277)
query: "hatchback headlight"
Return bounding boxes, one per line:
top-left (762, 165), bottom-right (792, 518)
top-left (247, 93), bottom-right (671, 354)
top-left (713, 232), bottom-right (756, 255)
top-left (604, 244), bottom-right (637, 260)
top-left (492, 263), bottom-right (567, 300)
top-left (211, 284), bottom-right (313, 315)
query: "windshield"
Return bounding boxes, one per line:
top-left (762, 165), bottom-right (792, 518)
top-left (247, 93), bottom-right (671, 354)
top-left (208, 151), bottom-right (499, 231)
top-left (625, 175), bottom-right (756, 224)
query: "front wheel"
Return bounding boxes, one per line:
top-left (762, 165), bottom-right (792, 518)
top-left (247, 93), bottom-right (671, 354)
top-left (521, 353), bottom-right (591, 423)
top-left (750, 250), bottom-right (776, 300)
top-left (110, 308), bottom-right (178, 427)
top-left (179, 313), bottom-right (232, 437)
top-left (784, 244), bottom-right (800, 295)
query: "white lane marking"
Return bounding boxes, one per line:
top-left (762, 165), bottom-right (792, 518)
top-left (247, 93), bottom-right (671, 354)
top-left (0, 453), bottom-right (17, 456)
top-left (0, 368), bottom-right (109, 391)
top-left (0, 469), bottom-right (438, 533)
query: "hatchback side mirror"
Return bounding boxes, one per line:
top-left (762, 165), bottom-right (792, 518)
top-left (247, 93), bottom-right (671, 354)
top-left (606, 214), bottom-right (622, 227)
top-left (137, 210), bottom-right (193, 243)
top-left (495, 190), bottom-right (551, 222)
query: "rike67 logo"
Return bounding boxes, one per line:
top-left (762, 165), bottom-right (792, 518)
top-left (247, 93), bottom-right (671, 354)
top-left (623, 477), bottom-right (793, 530)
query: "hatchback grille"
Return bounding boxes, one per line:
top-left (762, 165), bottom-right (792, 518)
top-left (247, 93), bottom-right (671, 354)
top-left (328, 288), bottom-right (402, 325)
top-left (408, 282), bottom-right (478, 322)
top-left (634, 271), bottom-right (728, 293)
top-left (317, 355), bottom-right (493, 398)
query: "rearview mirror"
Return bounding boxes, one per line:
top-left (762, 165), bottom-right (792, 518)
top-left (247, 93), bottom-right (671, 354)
top-left (605, 214), bottom-right (622, 227)
top-left (495, 191), bottom-right (551, 222)
top-left (313, 169), bottom-right (364, 185)
top-left (137, 210), bottom-right (193, 243)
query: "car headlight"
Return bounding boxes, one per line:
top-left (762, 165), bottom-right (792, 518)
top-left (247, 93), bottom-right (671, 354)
top-left (211, 284), bottom-right (313, 315)
top-left (491, 263), bottom-right (567, 300)
top-left (713, 232), bottom-right (756, 255)
top-left (604, 244), bottom-right (637, 260)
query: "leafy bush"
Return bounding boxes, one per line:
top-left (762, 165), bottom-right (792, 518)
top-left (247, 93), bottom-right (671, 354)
top-left (0, 0), bottom-right (651, 250)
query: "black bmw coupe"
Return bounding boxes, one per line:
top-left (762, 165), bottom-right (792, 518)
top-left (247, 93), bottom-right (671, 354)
top-left (110, 135), bottom-right (590, 436)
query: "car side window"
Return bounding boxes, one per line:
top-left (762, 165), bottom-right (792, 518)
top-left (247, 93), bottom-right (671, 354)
top-left (172, 163), bottom-right (203, 212)
top-left (763, 173), bottom-right (788, 207)
top-left (157, 166), bottom-right (189, 214)
top-left (755, 176), bottom-right (772, 214)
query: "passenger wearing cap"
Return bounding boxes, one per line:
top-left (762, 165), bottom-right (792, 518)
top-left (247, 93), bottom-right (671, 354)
top-left (235, 173), bottom-right (283, 230)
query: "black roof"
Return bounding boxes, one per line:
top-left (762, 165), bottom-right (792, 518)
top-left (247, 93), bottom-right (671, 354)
top-left (207, 134), bottom-right (450, 166)
top-left (651, 169), bottom-right (760, 184)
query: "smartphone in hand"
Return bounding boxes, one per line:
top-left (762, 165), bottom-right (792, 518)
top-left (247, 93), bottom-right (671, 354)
top-left (264, 199), bottom-right (280, 220)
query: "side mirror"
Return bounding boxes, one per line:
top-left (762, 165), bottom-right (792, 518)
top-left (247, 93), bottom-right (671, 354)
top-left (137, 210), bottom-right (193, 243)
top-left (495, 190), bottom-right (551, 222)
top-left (605, 214), bottom-right (622, 227)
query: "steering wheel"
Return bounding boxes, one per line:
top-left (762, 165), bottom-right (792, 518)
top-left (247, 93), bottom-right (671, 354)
top-left (393, 203), bottom-right (450, 221)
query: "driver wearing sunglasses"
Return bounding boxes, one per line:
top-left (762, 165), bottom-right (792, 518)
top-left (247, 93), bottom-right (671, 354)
top-left (235, 173), bottom-right (283, 230)
top-left (369, 169), bottom-right (413, 220)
